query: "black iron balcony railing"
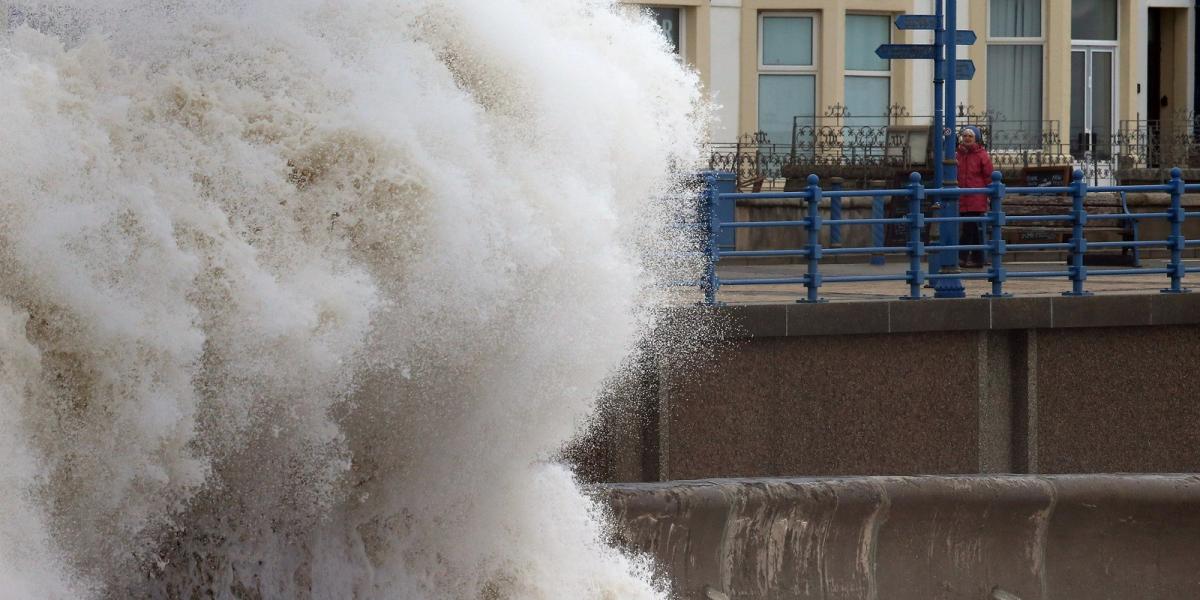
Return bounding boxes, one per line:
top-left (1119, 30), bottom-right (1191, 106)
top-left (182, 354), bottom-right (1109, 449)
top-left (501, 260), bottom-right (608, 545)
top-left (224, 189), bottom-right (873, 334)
top-left (708, 107), bottom-right (1200, 192)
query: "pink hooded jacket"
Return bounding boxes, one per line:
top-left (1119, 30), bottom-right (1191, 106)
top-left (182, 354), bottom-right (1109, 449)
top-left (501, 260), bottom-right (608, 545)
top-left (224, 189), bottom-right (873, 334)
top-left (956, 142), bottom-right (995, 214)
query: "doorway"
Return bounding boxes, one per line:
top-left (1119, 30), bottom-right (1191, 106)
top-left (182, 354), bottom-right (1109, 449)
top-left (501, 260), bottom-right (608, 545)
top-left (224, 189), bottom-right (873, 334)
top-left (1145, 7), bottom-right (1191, 169)
top-left (1070, 46), bottom-right (1117, 160)
top-left (1148, 8), bottom-right (1163, 124)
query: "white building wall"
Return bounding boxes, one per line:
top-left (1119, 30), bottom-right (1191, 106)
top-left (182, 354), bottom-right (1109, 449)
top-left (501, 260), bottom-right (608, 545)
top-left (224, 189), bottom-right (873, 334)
top-left (709, 0), bottom-right (743, 141)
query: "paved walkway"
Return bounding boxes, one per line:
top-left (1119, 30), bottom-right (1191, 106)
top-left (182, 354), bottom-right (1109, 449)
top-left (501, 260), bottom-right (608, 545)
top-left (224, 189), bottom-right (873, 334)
top-left (689, 258), bottom-right (1200, 304)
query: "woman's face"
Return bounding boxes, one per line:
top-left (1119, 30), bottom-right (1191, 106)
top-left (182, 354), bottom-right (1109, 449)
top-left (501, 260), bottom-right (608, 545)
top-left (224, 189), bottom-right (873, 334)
top-left (961, 129), bottom-right (976, 144)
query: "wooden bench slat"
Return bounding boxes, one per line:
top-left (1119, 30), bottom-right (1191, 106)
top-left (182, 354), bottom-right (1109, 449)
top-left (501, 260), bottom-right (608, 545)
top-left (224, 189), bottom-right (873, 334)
top-left (1009, 226), bottom-right (1127, 233)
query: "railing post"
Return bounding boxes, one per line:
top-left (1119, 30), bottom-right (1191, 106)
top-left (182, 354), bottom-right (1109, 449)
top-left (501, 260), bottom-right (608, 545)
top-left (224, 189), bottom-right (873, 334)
top-left (702, 173), bottom-right (721, 305)
top-left (829, 177), bottom-right (844, 247)
top-left (904, 172), bottom-right (926, 300)
top-left (800, 174), bottom-right (826, 303)
top-left (1064, 168), bottom-right (1092, 297)
top-left (983, 170), bottom-right (1011, 298)
top-left (712, 171), bottom-right (738, 254)
top-left (1162, 166), bottom-right (1190, 294)
top-left (870, 194), bottom-right (886, 266)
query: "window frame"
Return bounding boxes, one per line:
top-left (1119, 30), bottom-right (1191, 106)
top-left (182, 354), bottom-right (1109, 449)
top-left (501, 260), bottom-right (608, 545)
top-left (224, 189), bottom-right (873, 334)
top-left (756, 11), bottom-right (821, 144)
top-left (757, 11), bottom-right (820, 73)
top-left (985, 0), bottom-right (1047, 129)
top-left (843, 11), bottom-right (893, 122)
top-left (1070, 0), bottom-right (1120, 44)
top-left (843, 12), bottom-right (892, 76)
top-left (986, 0), bottom-right (1046, 42)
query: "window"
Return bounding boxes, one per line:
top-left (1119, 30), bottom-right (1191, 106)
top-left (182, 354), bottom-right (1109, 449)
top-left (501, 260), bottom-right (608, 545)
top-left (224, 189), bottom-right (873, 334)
top-left (758, 13), bottom-right (817, 146)
top-left (989, 0), bottom-right (1041, 37)
top-left (644, 6), bottom-right (682, 55)
top-left (844, 14), bottom-right (891, 128)
top-left (987, 0), bottom-right (1044, 144)
top-left (1071, 0), bottom-right (1118, 42)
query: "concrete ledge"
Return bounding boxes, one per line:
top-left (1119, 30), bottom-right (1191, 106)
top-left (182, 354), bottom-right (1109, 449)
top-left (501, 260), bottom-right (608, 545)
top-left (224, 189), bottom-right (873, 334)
top-left (715, 292), bottom-right (1200, 338)
top-left (604, 475), bottom-right (1200, 600)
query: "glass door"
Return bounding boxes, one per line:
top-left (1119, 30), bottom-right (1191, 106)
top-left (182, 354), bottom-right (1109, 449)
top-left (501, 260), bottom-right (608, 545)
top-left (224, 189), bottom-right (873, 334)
top-left (1070, 46), bottom-right (1116, 160)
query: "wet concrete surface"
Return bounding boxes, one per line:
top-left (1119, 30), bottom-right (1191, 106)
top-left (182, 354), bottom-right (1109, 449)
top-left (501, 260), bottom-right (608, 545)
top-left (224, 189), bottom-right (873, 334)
top-left (671, 259), bottom-right (1200, 304)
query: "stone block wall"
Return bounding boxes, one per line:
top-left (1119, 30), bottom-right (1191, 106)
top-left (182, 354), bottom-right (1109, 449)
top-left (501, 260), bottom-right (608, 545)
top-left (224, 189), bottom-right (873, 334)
top-left (580, 294), bottom-right (1200, 482)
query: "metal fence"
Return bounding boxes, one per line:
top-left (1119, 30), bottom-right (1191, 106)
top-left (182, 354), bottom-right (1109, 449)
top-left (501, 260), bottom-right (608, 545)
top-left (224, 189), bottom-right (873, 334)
top-left (690, 167), bottom-right (1199, 304)
top-left (790, 103), bottom-right (1055, 157)
top-left (709, 106), bottom-right (1200, 192)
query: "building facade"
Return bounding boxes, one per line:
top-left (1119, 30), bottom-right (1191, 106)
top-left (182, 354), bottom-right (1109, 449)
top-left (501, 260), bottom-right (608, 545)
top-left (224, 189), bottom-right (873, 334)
top-left (626, 0), bottom-right (1196, 158)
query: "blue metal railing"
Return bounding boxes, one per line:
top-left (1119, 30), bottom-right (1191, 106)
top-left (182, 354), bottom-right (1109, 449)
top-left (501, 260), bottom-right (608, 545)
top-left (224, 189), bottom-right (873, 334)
top-left (696, 167), bottom-right (1198, 304)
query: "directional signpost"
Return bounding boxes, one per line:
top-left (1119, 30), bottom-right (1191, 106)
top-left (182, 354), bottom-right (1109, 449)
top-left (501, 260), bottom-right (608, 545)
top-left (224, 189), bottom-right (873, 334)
top-left (875, 44), bottom-right (937, 60)
top-left (894, 14), bottom-right (938, 30)
top-left (897, 14), bottom-right (976, 44)
top-left (876, 48), bottom-right (974, 81)
top-left (877, 0), bottom-right (973, 298)
top-left (955, 30), bottom-right (977, 46)
top-left (949, 59), bottom-right (976, 80)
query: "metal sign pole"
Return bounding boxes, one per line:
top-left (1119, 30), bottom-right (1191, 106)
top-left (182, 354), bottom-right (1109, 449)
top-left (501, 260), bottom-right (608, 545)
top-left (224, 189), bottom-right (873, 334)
top-left (881, 4), bottom-right (977, 295)
top-left (934, 0), bottom-right (966, 298)
top-left (933, 1), bottom-right (945, 192)
top-left (929, 0), bottom-right (946, 278)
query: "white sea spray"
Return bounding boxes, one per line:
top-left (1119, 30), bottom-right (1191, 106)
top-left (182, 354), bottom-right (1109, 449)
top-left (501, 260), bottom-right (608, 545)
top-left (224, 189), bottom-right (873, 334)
top-left (0, 1), bottom-right (708, 597)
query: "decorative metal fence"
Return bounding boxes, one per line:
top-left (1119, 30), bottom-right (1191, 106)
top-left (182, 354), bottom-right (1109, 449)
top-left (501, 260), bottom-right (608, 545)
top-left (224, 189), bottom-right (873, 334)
top-left (690, 167), bottom-right (1199, 304)
top-left (1108, 114), bottom-right (1200, 171)
top-left (790, 103), bottom-right (1056, 158)
top-left (708, 106), bottom-right (1200, 192)
top-left (706, 133), bottom-right (793, 192)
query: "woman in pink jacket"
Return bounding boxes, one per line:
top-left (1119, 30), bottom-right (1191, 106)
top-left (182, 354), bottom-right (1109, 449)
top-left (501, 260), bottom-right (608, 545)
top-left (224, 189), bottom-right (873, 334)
top-left (956, 126), bottom-right (995, 268)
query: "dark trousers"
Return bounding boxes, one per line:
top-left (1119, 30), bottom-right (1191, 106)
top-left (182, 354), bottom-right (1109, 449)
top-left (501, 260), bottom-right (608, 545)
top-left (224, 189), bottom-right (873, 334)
top-left (960, 211), bottom-right (985, 264)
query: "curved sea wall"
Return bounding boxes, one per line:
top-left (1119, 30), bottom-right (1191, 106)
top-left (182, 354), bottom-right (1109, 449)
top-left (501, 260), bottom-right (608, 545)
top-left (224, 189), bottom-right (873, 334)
top-left (605, 475), bottom-right (1200, 600)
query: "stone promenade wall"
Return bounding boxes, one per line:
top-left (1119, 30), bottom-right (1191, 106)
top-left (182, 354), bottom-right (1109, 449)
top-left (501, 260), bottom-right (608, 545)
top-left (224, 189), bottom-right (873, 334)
top-left (584, 294), bottom-right (1200, 483)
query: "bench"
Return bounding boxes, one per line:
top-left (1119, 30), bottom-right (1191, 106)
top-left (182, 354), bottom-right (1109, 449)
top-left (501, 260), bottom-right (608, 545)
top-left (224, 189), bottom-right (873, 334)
top-left (1002, 192), bottom-right (1140, 266)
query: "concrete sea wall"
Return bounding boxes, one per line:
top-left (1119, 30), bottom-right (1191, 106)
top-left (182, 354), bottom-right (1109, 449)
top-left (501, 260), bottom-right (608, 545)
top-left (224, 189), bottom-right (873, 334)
top-left (586, 294), bottom-right (1200, 483)
top-left (576, 292), bottom-right (1200, 599)
top-left (603, 475), bottom-right (1200, 600)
